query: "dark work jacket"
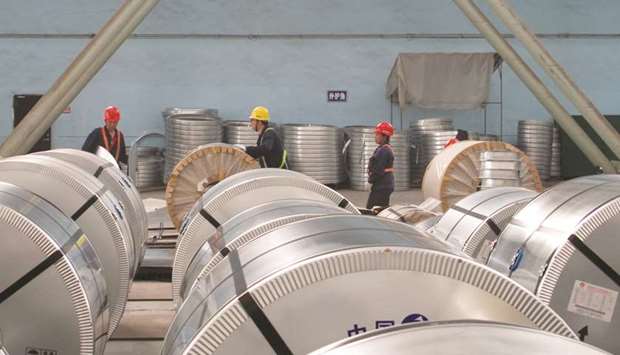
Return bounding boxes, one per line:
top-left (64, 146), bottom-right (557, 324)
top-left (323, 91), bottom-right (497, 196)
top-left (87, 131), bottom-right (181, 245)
top-left (368, 144), bottom-right (395, 191)
top-left (81, 127), bottom-right (128, 164)
top-left (246, 127), bottom-right (288, 168)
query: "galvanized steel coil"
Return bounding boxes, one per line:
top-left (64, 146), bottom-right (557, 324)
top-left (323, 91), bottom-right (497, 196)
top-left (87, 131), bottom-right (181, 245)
top-left (180, 199), bottom-right (350, 302)
top-left (282, 124), bottom-right (346, 184)
top-left (518, 120), bottom-right (553, 180)
top-left (428, 187), bottom-right (537, 263)
top-left (488, 175), bottom-right (620, 353)
top-left (171, 168), bottom-right (360, 304)
top-left (344, 126), bottom-right (376, 191)
top-left (0, 182), bottom-right (108, 355)
top-left (35, 148), bottom-right (148, 273)
top-left (223, 120), bottom-right (259, 146)
top-left (133, 145), bottom-right (164, 189)
top-left (0, 155), bottom-right (135, 334)
top-left (163, 214), bottom-right (575, 355)
top-left (311, 321), bottom-right (605, 355)
top-left (164, 112), bottom-right (223, 181)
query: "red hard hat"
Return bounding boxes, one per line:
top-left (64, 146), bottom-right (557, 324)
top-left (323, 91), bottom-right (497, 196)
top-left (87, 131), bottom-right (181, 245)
top-left (375, 121), bottom-right (394, 137)
top-left (104, 106), bottom-right (120, 122)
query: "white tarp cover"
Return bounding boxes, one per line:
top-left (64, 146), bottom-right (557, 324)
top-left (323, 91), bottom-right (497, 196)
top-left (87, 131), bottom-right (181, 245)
top-left (386, 52), bottom-right (499, 110)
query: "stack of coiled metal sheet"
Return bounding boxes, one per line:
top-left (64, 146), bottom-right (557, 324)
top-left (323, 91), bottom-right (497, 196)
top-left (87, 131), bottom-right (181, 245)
top-left (282, 124), bottom-right (345, 184)
top-left (223, 120), bottom-right (259, 146)
top-left (133, 145), bottom-right (164, 189)
top-left (344, 126), bottom-right (376, 191)
top-left (390, 131), bottom-right (411, 191)
top-left (517, 120), bottom-right (553, 180)
top-left (479, 151), bottom-right (521, 189)
top-left (409, 118), bottom-right (455, 186)
top-left (164, 110), bottom-right (223, 181)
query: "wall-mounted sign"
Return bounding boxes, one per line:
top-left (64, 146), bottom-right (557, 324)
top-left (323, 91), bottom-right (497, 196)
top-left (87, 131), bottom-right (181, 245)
top-left (328, 90), bottom-right (347, 102)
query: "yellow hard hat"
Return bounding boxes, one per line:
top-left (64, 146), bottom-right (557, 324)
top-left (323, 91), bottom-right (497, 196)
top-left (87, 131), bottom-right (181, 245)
top-left (249, 106), bottom-right (270, 121)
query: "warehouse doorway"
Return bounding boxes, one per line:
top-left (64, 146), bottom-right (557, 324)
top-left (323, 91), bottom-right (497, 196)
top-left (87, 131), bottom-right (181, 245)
top-left (13, 94), bottom-right (51, 153)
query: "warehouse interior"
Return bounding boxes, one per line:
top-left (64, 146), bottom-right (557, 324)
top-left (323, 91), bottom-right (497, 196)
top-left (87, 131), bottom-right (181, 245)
top-left (0, 1), bottom-right (619, 355)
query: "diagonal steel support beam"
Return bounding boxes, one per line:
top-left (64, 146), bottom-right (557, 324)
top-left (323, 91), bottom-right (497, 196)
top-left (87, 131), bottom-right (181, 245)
top-left (454, 0), bottom-right (615, 173)
top-left (0, 0), bottom-right (160, 158)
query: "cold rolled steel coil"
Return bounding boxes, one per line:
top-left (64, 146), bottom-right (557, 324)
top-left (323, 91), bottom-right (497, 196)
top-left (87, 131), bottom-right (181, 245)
top-left (35, 148), bottom-right (148, 272)
top-left (488, 175), bottom-right (620, 353)
top-left (163, 215), bottom-right (575, 355)
top-left (162, 107), bottom-right (219, 118)
top-left (311, 320), bottom-right (606, 355)
top-left (0, 155), bottom-right (134, 334)
top-left (518, 120), bottom-right (553, 180)
top-left (171, 168), bottom-right (360, 304)
top-left (223, 120), bottom-right (259, 146)
top-left (427, 187), bottom-right (537, 263)
top-left (0, 182), bottom-right (108, 355)
top-left (179, 199), bottom-right (349, 302)
top-left (165, 113), bottom-right (223, 181)
top-left (377, 204), bottom-right (441, 230)
top-left (390, 131), bottom-right (411, 191)
top-left (282, 124), bottom-right (345, 184)
top-left (134, 146), bottom-right (164, 189)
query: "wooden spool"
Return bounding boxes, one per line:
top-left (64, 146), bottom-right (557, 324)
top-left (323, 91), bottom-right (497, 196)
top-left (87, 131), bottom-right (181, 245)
top-left (422, 141), bottom-right (543, 211)
top-left (165, 143), bottom-right (259, 229)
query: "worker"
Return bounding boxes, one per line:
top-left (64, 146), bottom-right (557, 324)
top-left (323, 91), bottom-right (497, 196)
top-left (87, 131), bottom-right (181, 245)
top-left (82, 106), bottom-right (128, 164)
top-left (239, 106), bottom-right (288, 169)
top-left (367, 121), bottom-right (395, 209)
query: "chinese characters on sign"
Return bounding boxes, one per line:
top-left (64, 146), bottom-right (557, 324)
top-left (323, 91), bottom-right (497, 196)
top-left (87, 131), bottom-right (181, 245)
top-left (328, 90), bottom-right (348, 102)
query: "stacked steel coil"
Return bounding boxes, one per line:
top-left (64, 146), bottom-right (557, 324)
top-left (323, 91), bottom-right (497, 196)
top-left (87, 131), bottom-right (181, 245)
top-left (551, 125), bottom-right (561, 178)
top-left (164, 213), bottom-right (576, 355)
top-left (517, 120), bottom-right (553, 180)
top-left (133, 146), bottom-right (164, 189)
top-left (479, 151), bottom-right (520, 189)
top-left (344, 126), bottom-right (376, 191)
top-left (223, 120), bottom-right (259, 146)
top-left (488, 175), bottom-right (620, 353)
top-left (282, 124), bottom-right (345, 184)
top-left (164, 111), bottom-right (223, 181)
top-left (409, 118), bottom-right (455, 186)
top-left (390, 131), bottom-right (411, 191)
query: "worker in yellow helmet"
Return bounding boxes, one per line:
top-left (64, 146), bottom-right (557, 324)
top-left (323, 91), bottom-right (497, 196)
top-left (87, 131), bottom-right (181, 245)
top-left (239, 106), bottom-right (288, 169)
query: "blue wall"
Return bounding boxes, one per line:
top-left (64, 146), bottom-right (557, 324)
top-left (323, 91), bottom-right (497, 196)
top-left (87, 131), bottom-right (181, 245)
top-left (0, 0), bottom-right (619, 147)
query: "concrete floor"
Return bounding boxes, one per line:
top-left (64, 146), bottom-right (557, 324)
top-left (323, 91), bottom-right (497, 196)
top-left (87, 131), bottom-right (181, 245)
top-left (105, 187), bottom-right (424, 354)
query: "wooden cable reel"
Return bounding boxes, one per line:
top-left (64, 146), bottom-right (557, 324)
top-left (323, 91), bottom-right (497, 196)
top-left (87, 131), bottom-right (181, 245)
top-left (165, 143), bottom-right (259, 229)
top-left (422, 141), bottom-right (543, 211)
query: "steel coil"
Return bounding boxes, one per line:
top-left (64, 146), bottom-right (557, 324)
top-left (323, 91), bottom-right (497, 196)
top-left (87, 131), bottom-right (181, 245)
top-left (35, 148), bottom-right (148, 273)
top-left (479, 151), bottom-right (520, 189)
top-left (428, 187), bottom-right (537, 263)
top-left (311, 321), bottom-right (605, 355)
top-left (165, 112), bottom-right (223, 181)
top-left (180, 199), bottom-right (350, 302)
top-left (488, 175), bottom-right (620, 353)
top-left (223, 120), bottom-right (259, 146)
top-left (282, 124), bottom-right (345, 184)
top-left (0, 155), bottom-right (135, 334)
top-left (518, 120), bottom-right (552, 180)
top-left (171, 168), bottom-right (360, 304)
top-left (409, 118), bottom-right (455, 187)
top-left (163, 214), bottom-right (575, 355)
top-left (0, 182), bottom-right (108, 355)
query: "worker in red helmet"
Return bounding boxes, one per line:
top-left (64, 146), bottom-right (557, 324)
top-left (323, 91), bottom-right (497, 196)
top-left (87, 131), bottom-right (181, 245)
top-left (366, 121), bottom-right (395, 209)
top-left (82, 106), bottom-right (127, 164)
